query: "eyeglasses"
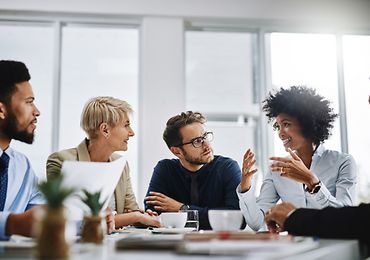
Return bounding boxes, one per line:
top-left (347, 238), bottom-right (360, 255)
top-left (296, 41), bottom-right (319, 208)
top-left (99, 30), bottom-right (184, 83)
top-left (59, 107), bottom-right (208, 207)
top-left (177, 132), bottom-right (214, 148)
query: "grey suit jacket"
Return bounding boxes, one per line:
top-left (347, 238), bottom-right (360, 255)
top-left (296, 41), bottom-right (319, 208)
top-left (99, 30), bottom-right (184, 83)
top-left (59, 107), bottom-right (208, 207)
top-left (46, 139), bottom-right (139, 214)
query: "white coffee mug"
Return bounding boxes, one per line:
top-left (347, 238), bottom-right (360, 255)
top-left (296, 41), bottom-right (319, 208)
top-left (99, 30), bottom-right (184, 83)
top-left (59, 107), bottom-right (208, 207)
top-left (208, 210), bottom-right (243, 231)
top-left (160, 212), bottom-right (187, 228)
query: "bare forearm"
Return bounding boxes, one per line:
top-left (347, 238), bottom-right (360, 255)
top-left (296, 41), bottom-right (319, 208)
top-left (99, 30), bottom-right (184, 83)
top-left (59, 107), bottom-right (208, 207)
top-left (6, 211), bottom-right (34, 237)
top-left (240, 176), bottom-right (252, 193)
top-left (114, 212), bottom-right (141, 228)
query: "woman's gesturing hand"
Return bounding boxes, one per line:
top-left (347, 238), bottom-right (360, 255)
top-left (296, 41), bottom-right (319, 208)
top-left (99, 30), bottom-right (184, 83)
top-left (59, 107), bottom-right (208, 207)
top-left (270, 148), bottom-right (319, 189)
top-left (240, 148), bottom-right (258, 193)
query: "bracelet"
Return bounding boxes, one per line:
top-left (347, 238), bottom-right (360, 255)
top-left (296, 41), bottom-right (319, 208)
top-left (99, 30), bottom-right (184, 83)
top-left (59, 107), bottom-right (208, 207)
top-left (304, 181), bottom-right (321, 194)
top-left (179, 204), bottom-right (190, 211)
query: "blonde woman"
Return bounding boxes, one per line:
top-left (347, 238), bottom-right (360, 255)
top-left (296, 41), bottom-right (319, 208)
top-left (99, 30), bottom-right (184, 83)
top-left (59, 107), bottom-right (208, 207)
top-left (47, 96), bottom-right (160, 228)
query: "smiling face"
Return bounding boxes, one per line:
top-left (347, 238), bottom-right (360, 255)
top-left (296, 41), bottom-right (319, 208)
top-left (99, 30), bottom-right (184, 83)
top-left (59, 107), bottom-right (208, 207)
top-left (274, 113), bottom-right (312, 152)
top-left (1, 81), bottom-right (40, 144)
top-left (107, 112), bottom-right (135, 152)
top-left (175, 122), bottom-right (214, 171)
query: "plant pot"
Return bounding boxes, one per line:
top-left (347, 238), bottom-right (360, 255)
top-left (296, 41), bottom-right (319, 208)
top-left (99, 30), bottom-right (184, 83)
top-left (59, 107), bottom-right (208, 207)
top-left (36, 207), bottom-right (69, 259)
top-left (80, 215), bottom-right (104, 244)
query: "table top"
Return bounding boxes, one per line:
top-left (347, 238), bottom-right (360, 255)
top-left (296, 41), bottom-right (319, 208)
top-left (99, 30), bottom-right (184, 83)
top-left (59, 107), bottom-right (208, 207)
top-left (0, 230), bottom-right (362, 260)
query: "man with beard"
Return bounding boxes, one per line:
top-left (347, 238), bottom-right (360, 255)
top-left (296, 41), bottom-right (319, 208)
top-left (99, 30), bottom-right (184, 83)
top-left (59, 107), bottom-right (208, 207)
top-left (145, 111), bottom-right (242, 230)
top-left (0, 61), bottom-right (115, 238)
top-left (0, 60), bottom-right (44, 239)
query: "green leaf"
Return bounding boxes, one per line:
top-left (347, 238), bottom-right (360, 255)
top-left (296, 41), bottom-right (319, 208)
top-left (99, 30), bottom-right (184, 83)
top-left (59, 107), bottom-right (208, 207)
top-left (80, 189), bottom-right (106, 216)
top-left (39, 175), bottom-right (75, 209)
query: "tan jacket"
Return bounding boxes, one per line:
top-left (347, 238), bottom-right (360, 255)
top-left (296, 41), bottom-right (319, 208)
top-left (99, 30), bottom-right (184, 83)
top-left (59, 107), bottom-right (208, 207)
top-left (46, 139), bottom-right (139, 214)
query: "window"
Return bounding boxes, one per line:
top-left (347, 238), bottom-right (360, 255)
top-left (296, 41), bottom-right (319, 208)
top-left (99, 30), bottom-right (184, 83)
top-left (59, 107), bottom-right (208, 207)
top-left (0, 22), bottom-right (139, 191)
top-left (59, 25), bottom-right (139, 193)
top-left (269, 33), bottom-right (341, 156)
top-left (186, 30), bottom-right (258, 167)
top-left (186, 31), bottom-right (256, 114)
top-left (0, 23), bottom-right (54, 180)
top-left (343, 35), bottom-right (370, 202)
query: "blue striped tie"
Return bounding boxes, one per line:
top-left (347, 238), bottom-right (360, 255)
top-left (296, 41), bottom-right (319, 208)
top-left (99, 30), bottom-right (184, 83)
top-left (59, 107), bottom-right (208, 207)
top-left (0, 152), bottom-right (9, 211)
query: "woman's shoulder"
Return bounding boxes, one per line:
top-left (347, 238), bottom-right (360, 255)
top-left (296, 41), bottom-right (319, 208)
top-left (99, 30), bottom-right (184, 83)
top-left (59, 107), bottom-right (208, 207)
top-left (48, 147), bottom-right (78, 162)
top-left (320, 147), bottom-right (354, 164)
top-left (321, 147), bottom-right (349, 157)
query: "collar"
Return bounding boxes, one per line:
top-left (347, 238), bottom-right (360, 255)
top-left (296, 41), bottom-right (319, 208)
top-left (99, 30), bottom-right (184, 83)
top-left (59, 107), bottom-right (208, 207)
top-left (77, 138), bottom-right (114, 162)
top-left (179, 156), bottom-right (217, 175)
top-left (76, 138), bottom-right (92, 161)
top-left (313, 143), bottom-right (325, 157)
top-left (0, 147), bottom-right (12, 159)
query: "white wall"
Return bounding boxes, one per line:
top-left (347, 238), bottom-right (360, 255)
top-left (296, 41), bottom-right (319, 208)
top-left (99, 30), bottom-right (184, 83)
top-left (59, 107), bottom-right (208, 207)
top-left (139, 17), bottom-right (185, 204)
top-left (1, 0), bottom-right (370, 31)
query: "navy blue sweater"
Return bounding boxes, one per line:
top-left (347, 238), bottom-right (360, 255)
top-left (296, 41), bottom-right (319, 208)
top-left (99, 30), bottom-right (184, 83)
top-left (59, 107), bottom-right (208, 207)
top-left (145, 155), bottom-right (242, 230)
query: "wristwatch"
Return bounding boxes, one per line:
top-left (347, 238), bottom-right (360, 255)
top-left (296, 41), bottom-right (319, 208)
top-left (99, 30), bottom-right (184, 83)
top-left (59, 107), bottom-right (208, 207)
top-left (179, 204), bottom-right (190, 211)
top-left (305, 181), bottom-right (321, 194)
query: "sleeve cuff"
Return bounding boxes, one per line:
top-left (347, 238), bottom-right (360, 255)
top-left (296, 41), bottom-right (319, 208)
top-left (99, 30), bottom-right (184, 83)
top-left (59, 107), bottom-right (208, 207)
top-left (236, 183), bottom-right (251, 195)
top-left (0, 211), bottom-right (12, 240)
top-left (310, 183), bottom-right (331, 208)
top-left (236, 184), bottom-right (265, 231)
top-left (236, 184), bottom-right (255, 204)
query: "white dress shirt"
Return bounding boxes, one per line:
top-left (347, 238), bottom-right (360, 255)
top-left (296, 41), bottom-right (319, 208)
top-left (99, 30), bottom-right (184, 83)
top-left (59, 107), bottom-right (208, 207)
top-left (237, 145), bottom-right (357, 231)
top-left (0, 148), bottom-right (44, 240)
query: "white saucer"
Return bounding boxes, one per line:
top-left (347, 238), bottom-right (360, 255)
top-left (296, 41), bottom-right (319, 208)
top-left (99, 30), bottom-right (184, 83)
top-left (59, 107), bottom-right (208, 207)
top-left (152, 227), bottom-right (196, 234)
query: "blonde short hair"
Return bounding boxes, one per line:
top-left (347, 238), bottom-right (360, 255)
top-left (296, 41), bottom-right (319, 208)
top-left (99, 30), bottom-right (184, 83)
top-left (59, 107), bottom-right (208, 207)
top-left (80, 96), bottom-right (132, 138)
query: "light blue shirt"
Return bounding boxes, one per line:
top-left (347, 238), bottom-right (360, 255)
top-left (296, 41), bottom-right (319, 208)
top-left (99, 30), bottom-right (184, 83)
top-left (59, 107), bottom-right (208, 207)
top-left (0, 147), bottom-right (44, 239)
top-left (237, 145), bottom-right (357, 231)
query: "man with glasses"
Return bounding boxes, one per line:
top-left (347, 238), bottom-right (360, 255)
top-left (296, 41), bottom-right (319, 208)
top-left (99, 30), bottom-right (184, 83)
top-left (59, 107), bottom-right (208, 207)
top-left (145, 111), bottom-right (242, 230)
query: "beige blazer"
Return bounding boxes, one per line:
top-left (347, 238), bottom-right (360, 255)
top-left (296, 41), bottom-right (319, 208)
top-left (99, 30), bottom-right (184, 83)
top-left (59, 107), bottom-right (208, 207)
top-left (46, 139), bottom-right (139, 214)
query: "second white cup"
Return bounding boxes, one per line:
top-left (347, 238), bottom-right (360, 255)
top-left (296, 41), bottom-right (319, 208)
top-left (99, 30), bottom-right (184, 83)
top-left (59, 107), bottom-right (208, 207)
top-left (160, 212), bottom-right (187, 228)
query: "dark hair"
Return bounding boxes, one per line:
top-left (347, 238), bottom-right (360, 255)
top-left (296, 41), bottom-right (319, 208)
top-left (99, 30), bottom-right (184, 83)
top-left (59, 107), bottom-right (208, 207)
top-left (163, 111), bottom-right (206, 148)
top-left (262, 86), bottom-right (338, 145)
top-left (0, 60), bottom-right (31, 105)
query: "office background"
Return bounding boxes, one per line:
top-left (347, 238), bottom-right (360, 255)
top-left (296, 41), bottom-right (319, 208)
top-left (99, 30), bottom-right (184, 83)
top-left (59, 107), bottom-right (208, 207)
top-left (0, 0), bottom-right (369, 205)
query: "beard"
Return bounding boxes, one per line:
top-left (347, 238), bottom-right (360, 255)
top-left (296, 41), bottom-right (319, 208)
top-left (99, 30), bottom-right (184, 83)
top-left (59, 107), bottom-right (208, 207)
top-left (2, 109), bottom-right (35, 144)
top-left (181, 147), bottom-right (214, 166)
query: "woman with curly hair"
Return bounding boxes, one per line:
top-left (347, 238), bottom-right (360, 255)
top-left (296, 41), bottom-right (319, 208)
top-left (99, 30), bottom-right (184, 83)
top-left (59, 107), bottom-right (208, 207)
top-left (237, 86), bottom-right (357, 231)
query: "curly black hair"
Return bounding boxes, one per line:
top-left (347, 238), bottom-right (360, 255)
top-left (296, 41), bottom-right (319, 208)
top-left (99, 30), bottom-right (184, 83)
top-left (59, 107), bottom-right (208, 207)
top-left (0, 60), bottom-right (30, 105)
top-left (262, 86), bottom-right (338, 145)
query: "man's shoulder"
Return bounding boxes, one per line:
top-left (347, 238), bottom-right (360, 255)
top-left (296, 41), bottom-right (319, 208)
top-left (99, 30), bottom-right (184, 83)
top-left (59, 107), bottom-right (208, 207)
top-left (157, 158), bottom-right (180, 166)
top-left (210, 155), bottom-right (241, 177)
top-left (7, 148), bottom-right (37, 180)
top-left (212, 155), bottom-right (238, 166)
top-left (154, 158), bottom-right (181, 173)
top-left (8, 147), bottom-right (31, 163)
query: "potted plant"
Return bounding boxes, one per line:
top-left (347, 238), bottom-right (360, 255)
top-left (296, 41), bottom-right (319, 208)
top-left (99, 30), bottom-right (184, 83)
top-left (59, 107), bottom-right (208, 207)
top-left (37, 175), bottom-right (75, 259)
top-left (80, 190), bottom-right (106, 244)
